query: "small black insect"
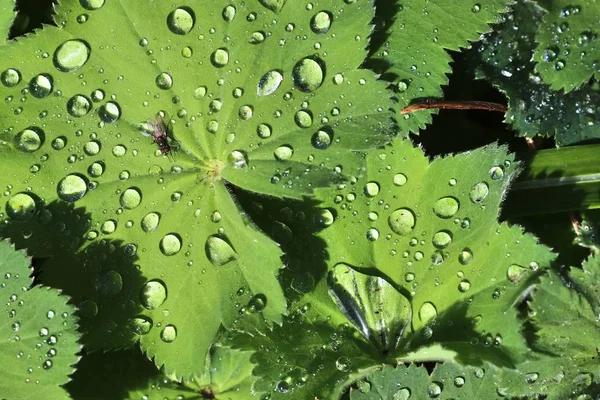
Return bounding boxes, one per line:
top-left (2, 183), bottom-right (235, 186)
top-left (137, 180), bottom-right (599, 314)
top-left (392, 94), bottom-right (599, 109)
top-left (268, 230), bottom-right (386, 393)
top-left (142, 113), bottom-right (171, 155)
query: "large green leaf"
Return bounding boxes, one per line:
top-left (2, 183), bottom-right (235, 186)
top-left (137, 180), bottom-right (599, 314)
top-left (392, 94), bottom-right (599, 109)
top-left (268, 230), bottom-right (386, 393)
top-left (0, 0), bottom-right (15, 43)
top-left (468, 0), bottom-right (600, 145)
top-left (314, 138), bottom-right (556, 365)
top-left (368, 0), bottom-right (514, 135)
top-left (0, 240), bottom-right (81, 400)
top-left (533, 0), bottom-right (600, 92)
top-left (0, 0), bottom-right (393, 378)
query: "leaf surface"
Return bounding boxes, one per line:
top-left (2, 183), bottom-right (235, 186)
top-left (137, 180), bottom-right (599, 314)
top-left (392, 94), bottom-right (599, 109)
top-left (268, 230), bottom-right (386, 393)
top-left (0, 0), bottom-right (14, 43)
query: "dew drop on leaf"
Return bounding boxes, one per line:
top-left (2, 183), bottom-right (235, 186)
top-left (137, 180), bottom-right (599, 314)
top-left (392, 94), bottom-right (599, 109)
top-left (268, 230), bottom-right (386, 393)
top-left (141, 212), bottom-right (160, 232)
top-left (29, 74), bottom-right (53, 98)
top-left (393, 173), bottom-right (407, 186)
top-left (211, 48), bottom-right (230, 67)
top-left (155, 73), bottom-right (173, 90)
top-left (53, 39), bottom-right (91, 72)
top-left (469, 182), bottom-right (489, 204)
top-left (388, 208), bottom-right (416, 235)
top-left (257, 70), bottom-right (284, 96)
top-left (274, 145), bottom-right (293, 160)
top-left (193, 86), bottom-right (207, 99)
top-left (160, 234), bottom-right (182, 256)
top-left (1, 68), bottom-right (21, 87)
top-left (335, 356), bottom-right (350, 372)
top-left (249, 31), bottom-right (266, 44)
top-left (100, 219), bottom-right (116, 234)
top-left (432, 196), bottom-right (459, 218)
top-left (363, 182), bottom-right (380, 197)
top-left (257, 123), bottom-right (272, 138)
top-left (454, 376), bottom-right (465, 387)
top-left (160, 325), bottom-right (177, 343)
top-left (78, 300), bottom-right (98, 318)
top-left (394, 388), bottom-right (411, 400)
top-left (79, 0), bottom-right (105, 10)
top-left (120, 188), bottom-right (142, 209)
top-left (432, 230), bottom-right (452, 249)
top-left (205, 236), bottom-right (237, 266)
top-left (139, 280), bottom-right (167, 310)
top-left (6, 193), bottom-right (36, 221)
top-left (258, 0), bottom-right (286, 13)
top-left (489, 166), bottom-right (504, 180)
top-left (310, 11), bottom-right (332, 34)
top-left (458, 248), bottom-right (473, 265)
top-left (67, 94), bottom-right (92, 117)
top-left (222, 5), bottom-right (236, 22)
top-left (418, 302), bottom-right (437, 324)
top-left (311, 129), bottom-right (332, 149)
top-left (167, 7), bottom-right (195, 35)
top-left (98, 101), bottom-right (121, 123)
top-left (228, 150), bottom-right (248, 168)
top-left (94, 270), bottom-right (123, 297)
top-left (366, 228), bottom-right (379, 241)
top-left (315, 208), bottom-right (334, 227)
top-left (427, 382), bottom-right (442, 398)
top-left (294, 110), bottom-right (313, 128)
top-left (507, 264), bottom-right (527, 283)
top-left (238, 105), bottom-right (253, 120)
top-left (57, 174), bottom-right (88, 202)
top-left (88, 161), bottom-right (104, 177)
top-left (292, 58), bottom-right (324, 92)
top-left (129, 316), bottom-right (152, 335)
top-left (458, 280), bottom-right (471, 293)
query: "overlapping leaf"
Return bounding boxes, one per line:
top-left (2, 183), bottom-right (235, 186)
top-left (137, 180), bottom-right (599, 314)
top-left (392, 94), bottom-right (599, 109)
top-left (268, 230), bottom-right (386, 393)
top-left (468, 0), bottom-right (600, 145)
top-left (0, 0), bottom-right (15, 43)
top-left (315, 138), bottom-right (556, 365)
top-left (0, 0), bottom-right (393, 378)
top-left (0, 240), bottom-right (81, 400)
top-left (369, 0), bottom-right (514, 135)
top-left (533, 0), bottom-right (600, 92)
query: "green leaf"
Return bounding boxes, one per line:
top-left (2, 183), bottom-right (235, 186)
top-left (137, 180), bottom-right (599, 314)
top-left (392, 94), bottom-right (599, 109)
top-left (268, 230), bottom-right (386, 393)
top-left (369, 0), bottom-right (514, 135)
top-left (314, 138), bottom-right (556, 365)
top-left (0, 239), bottom-right (81, 400)
top-left (0, 0), bottom-right (15, 43)
top-left (0, 0), bottom-right (394, 378)
top-left (467, 1), bottom-right (600, 145)
top-left (533, 0), bottom-right (600, 92)
top-left (350, 362), bottom-right (515, 399)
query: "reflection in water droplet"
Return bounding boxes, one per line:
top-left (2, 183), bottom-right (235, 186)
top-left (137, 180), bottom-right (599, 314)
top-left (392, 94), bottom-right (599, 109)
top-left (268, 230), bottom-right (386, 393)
top-left (249, 31), bottom-right (266, 44)
top-left (53, 39), bottom-right (91, 72)
top-left (363, 181), bottom-right (380, 197)
top-left (311, 129), bottom-right (332, 149)
top-left (418, 302), bottom-right (437, 324)
top-left (458, 248), bottom-right (473, 265)
top-left (129, 316), bottom-right (152, 335)
top-left (67, 94), bottom-right (92, 117)
top-left (274, 145), bottom-right (293, 160)
top-left (155, 72), bottom-right (173, 90)
top-left (222, 5), bottom-right (236, 22)
top-left (98, 101), bottom-right (121, 123)
top-left (292, 58), bottom-right (324, 92)
top-left (388, 208), bottom-right (416, 235)
top-left (257, 123), bottom-right (272, 138)
top-left (79, 0), bottom-right (105, 10)
top-left (1, 68), bottom-right (21, 87)
top-left (393, 173), bottom-right (407, 186)
top-left (507, 264), bottom-right (527, 283)
top-left (458, 280), bottom-right (471, 293)
top-left (211, 48), bottom-right (229, 67)
top-left (205, 236), bottom-right (237, 266)
top-left (140, 280), bottom-right (167, 310)
top-left (489, 166), bottom-right (504, 180)
top-left (29, 74), bottom-right (54, 98)
top-left (141, 212), bottom-right (160, 232)
top-left (310, 11), bottom-right (332, 34)
top-left (160, 325), bottom-right (177, 343)
top-left (366, 228), bottom-right (379, 241)
top-left (160, 234), bottom-right (182, 256)
top-left (469, 182), bottom-right (489, 204)
top-left (120, 188), bottom-right (142, 209)
top-left (167, 7), bottom-right (195, 35)
top-left (228, 150), bottom-right (248, 168)
top-left (294, 110), bottom-right (313, 128)
top-left (6, 193), bottom-right (37, 221)
top-left (432, 230), bottom-right (452, 249)
top-left (433, 197), bottom-right (459, 218)
top-left (14, 127), bottom-right (44, 152)
top-left (257, 70), bottom-right (283, 96)
top-left (94, 270), bottom-right (123, 297)
top-left (57, 174), bottom-right (88, 202)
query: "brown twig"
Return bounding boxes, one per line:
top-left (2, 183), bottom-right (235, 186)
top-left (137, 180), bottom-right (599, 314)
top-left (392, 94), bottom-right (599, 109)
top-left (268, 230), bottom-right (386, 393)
top-left (400, 100), bottom-right (508, 114)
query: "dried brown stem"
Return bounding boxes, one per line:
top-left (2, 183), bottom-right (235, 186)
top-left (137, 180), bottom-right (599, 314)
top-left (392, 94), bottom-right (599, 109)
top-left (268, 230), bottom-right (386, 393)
top-left (400, 100), bottom-right (508, 114)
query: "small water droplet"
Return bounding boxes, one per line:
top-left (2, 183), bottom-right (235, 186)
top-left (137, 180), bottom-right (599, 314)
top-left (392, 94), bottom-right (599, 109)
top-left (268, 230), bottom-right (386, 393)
top-left (160, 324), bottom-right (177, 343)
top-left (310, 11), bottom-right (332, 34)
top-left (311, 129), bottom-right (332, 149)
top-left (141, 212), bottom-right (160, 232)
top-left (274, 145), bottom-right (293, 160)
top-left (222, 5), bottom-right (236, 22)
top-left (507, 264), bottom-right (527, 283)
top-left (1, 68), bottom-right (21, 87)
top-left (155, 72), bottom-right (173, 90)
top-left (294, 110), bottom-right (313, 128)
top-left (432, 230), bottom-right (452, 249)
top-left (98, 101), bottom-right (121, 123)
top-left (29, 74), bottom-right (54, 98)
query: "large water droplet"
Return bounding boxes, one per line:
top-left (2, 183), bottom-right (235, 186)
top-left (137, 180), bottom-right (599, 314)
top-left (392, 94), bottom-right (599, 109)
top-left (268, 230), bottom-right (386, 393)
top-left (160, 325), bottom-right (177, 343)
top-left (140, 280), bottom-right (167, 310)
top-left (120, 188), bottom-right (142, 209)
top-left (311, 129), bottom-right (332, 149)
top-left (257, 70), bottom-right (283, 96)
top-left (507, 264), bottom-right (527, 283)
top-left (167, 7), bottom-right (195, 35)
top-left (294, 110), bottom-right (313, 128)
top-left (129, 316), bottom-right (152, 335)
top-left (228, 150), bottom-right (248, 168)
top-left (14, 127), bottom-right (44, 152)
top-left (274, 145), bottom-right (293, 160)
top-left (67, 94), bottom-right (92, 117)
top-left (155, 72), bottom-right (173, 90)
top-left (292, 58), bottom-right (324, 92)
top-left (205, 236), bottom-right (237, 266)
top-left (6, 193), bottom-right (37, 221)
top-left (433, 197), bottom-right (459, 218)
top-left (98, 101), bottom-right (121, 123)
top-left (160, 234), bottom-right (182, 256)
top-left (363, 181), bottom-right (380, 197)
top-left (94, 270), bottom-right (123, 297)
top-left (257, 123), bottom-right (272, 138)
top-left (79, 0), bottom-right (105, 10)
top-left (432, 230), bottom-right (452, 249)
top-left (211, 48), bottom-right (229, 67)
top-left (388, 208), bottom-right (416, 235)
top-left (1, 68), bottom-right (21, 87)
top-left (458, 248), bottom-right (473, 265)
top-left (469, 182), bottom-right (489, 204)
top-left (57, 174), bottom-right (88, 202)
top-left (393, 173), bottom-right (407, 186)
top-left (29, 74), bottom-right (53, 98)
top-left (310, 11), bottom-right (332, 34)
top-left (222, 5), bottom-right (236, 22)
top-left (53, 39), bottom-right (91, 72)
top-left (418, 302), bottom-right (437, 324)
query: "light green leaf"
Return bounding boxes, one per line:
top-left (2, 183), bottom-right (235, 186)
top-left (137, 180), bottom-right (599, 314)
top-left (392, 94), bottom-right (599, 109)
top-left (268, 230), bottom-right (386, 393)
top-left (369, 0), bottom-right (514, 135)
top-left (533, 0), bottom-right (600, 92)
top-left (468, 1), bottom-right (600, 145)
top-left (0, 0), bottom-right (15, 43)
top-left (0, 240), bottom-right (81, 400)
top-left (315, 138), bottom-right (556, 365)
top-left (0, 0), bottom-right (394, 378)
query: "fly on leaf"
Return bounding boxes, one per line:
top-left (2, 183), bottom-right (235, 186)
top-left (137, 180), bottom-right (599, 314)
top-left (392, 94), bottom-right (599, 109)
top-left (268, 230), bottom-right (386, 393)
top-left (141, 113), bottom-right (171, 155)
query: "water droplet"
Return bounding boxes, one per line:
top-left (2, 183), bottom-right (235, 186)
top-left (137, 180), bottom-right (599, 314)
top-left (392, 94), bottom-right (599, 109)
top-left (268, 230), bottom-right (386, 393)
top-left (57, 174), bottom-right (88, 202)
top-left (67, 94), bottom-right (92, 117)
top-left (249, 31), bottom-right (266, 44)
top-left (471, 3), bottom-right (481, 13)
top-left (388, 208), bottom-right (416, 235)
top-left (393, 173), bottom-right (407, 186)
top-left (394, 388), bottom-right (411, 400)
top-left (78, 300), bottom-right (98, 318)
top-left (120, 188), bottom-right (142, 209)
top-left (366, 228), bottom-right (379, 241)
top-left (140, 280), bottom-right (167, 310)
top-left (292, 58), bottom-right (324, 92)
top-left (335, 356), bottom-right (350, 372)
top-left (469, 182), bottom-right (489, 204)
top-left (397, 80), bottom-right (409, 92)
top-left (141, 212), bottom-right (160, 232)
top-left (129, 316), bottom-right (152, 335)
top-left (507, 264), bottom-right (527, 283)
top-left (257, 123), bottom-right (272, 138)
top-left (94, 270), bottom-right (123, 297)
top-left (205, 236), bottom-right (237, 266)
top-left (258, 0), bottom-right (285, 12)
top-left (525, 372), bottom-right (539, 383)
top-left (454, 376), bottom-right (465, 387)
top-left (160, 325), bottom-right (177, 343)
top-left (228, 150), bottom-right (248, 168)
top-left (88, 161), bottom-right (104, 177)
top-left (14, 127), bottom-right (44, 152)
top-left (100, 219), bottom-right (116, 234)
top-left (458, 280), bottom-right (471, 293)
top-left (310, 11), bottom-right (332, 34)
top-left (79, 0), bottom-right (105, 10)
top-left (294, 110), bottom-right (313, 128)
top-left (222, 5), bottom-right (236, 22)
top-left (155, 72), bottom-right (173, 90)
top-left (419, 302), bottom-right (437, 324)
top-left (1, 68), bottom-right (21, 87)
top-left (6, 193), bottom-right (37, 221)
top-left (432, 230), bottom-right (452, 249)
top-left (433, 196), bottom-right (459, 218)
top-left (489, 166), bottom-right (504, 180)
top-left (211, 48), bottom-right (229, 67)
top-left (363, 181), bottom-right (380, 197)
top-left (167, 7), bottom-right (195, 35)
top-left (311, 129), bottom-right (332, 149)
top-left (458, 248), bottom-right (473, 265)
top-left (274, 145), bottom-right (293, 160)
top-left (427, 382), bottom-right (442, 398)
top-left (98, 101), bottom-right (121, 123)
top-left (257, 70), bottom-right (283, 96)
top-left (53, 39), bottom-right (91, 72)
top-left (160, 234), bottom-right (182, 256)
top-left (29, 74), bottom-right (53, 98)
top-left (238, 105), bottom-right (253, 120)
